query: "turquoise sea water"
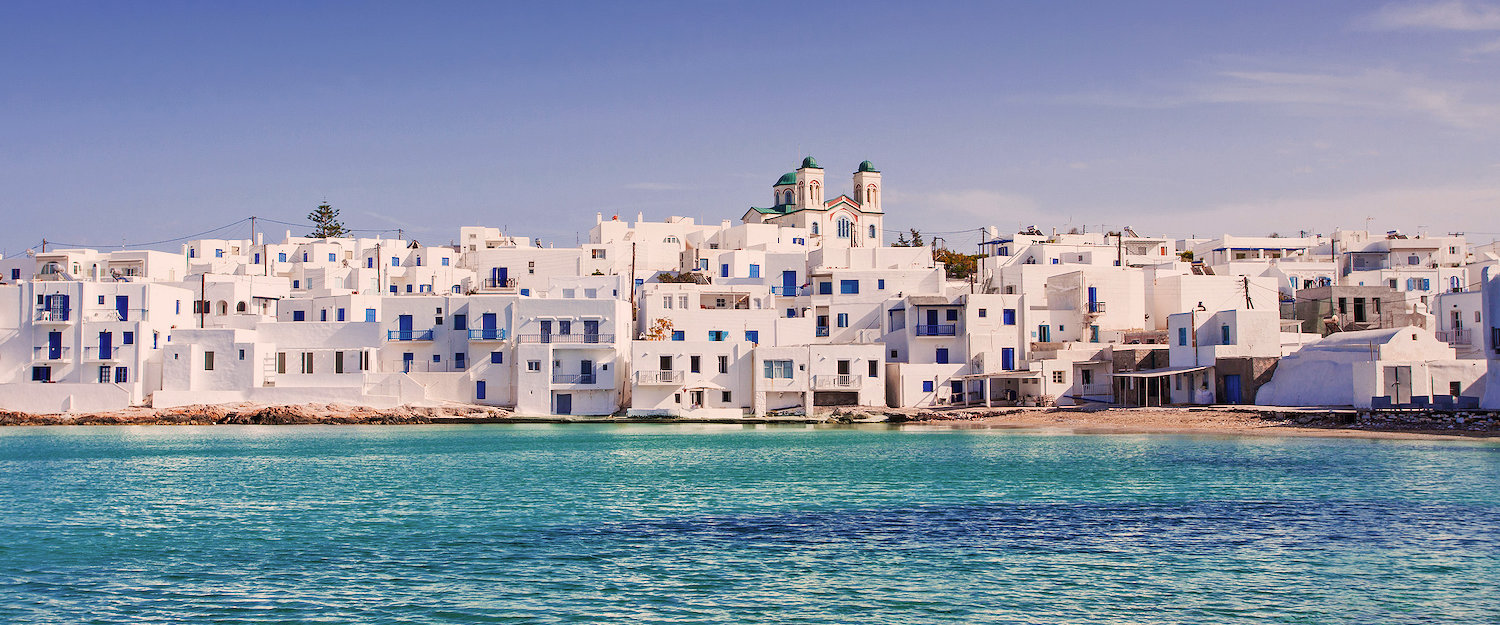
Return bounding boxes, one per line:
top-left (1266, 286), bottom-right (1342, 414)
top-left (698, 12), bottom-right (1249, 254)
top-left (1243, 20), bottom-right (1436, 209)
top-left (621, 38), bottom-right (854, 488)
top-left (0, 424), bottom-right (1497, 624)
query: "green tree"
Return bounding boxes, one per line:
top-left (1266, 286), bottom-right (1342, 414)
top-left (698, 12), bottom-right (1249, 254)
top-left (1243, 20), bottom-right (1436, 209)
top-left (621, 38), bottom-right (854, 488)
top-left (307, 202), bottom-right (349, 238)
top-left (893, 228), bottom-right (925, 247)
top-left (933, 248), bottom-right (984, 280)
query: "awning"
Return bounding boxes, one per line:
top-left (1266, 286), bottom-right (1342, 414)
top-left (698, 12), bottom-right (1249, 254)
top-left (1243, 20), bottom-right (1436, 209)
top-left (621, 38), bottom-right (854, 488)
top-left (1112, 365), bottom-right (1211, 378)
top-left (961, 370), bottom-right (1043, 379)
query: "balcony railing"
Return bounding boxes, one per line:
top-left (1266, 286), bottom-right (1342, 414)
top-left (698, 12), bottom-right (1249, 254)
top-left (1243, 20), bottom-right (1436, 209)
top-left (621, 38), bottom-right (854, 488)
top-left (387, 329), bottom-right (435, 341)
top-left (467, 328), bottom-right (508, 341)
top-left (481, 277), bottom-right (519, 290)
top-left (816, 326), bottom-right (830, 337)
top-left (33, 346), bottom-right (70, 360)
top-left (34, 309), bottom-right (70, 322)
top-left (635, 370), bottom-right (685, 385)
top-left (516, 333), bottom-right (613, 344)
top-left (82, 347), bottom-right (121, 361)
top-left (1436, 328), bottom-right (1472, 345)
top-left (915, 324), bottom-right (957, 336)
top-left (813, 374), bottom-right (863, 390)
top-left (1087, 301), bottom-right (1107, 313)
top-left (770, 286), bottom-right (808, 296)
top-left (551, 373), bottom-right (598, 385)
top-left (84, 309), bottom-right (150, 322)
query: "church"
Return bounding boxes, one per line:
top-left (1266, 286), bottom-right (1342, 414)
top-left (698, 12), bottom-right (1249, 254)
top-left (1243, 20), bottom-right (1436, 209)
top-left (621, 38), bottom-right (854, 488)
top-left (741, 157), bottom-right (885, 247)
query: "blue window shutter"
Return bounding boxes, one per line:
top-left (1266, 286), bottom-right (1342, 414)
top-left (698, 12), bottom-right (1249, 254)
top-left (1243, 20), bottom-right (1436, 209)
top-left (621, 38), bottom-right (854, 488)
top-left (365, 309), bottom-right (376, 322)
top-left (922, 380), bottom-right (934, 393)
top-left (1003, 309), bottom-right (1016, 325)
top-left (1178, 327), bottom-right (1187, 346)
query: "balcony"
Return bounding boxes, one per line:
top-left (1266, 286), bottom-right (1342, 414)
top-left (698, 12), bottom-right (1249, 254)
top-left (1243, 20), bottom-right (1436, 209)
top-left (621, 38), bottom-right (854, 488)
top-left (516, 333), bottom-right (614, 344)
top-left (481, 277), bottom-right (519, 290)
top-left (551, 373), bottom-right (598, 385)
top-left (1436, 328), bottom-right (1472, 345)
top-left (33, 309), bottom-right (70, 323)
top-left (1087, 301), bottom-right (1107, 313)
top-left (816, 326), bottom-right (830, 337)
top-left (467, 328), bottom-right (508, 341)
top-left (33, 346), bottom-right (70, 360)
top-left (82, 347), bottom-right (121, 361)
top-left (85, 309), bottom-right (150, 322)
top-left (813, 374), bottom-right (863, 390)
top-left (635, 370), bottom-right (685, 385)
top-left (770, 286), bottom-right (808, 296)
top-left (387, 329), bottom-right (435, 341)
top-left (914, 324), bottom-right (957, 336)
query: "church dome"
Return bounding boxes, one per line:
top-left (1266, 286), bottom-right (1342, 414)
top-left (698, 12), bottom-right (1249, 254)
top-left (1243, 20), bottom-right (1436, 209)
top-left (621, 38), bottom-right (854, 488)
top-left (857, 160), bottom-right (879, 173)
top-left (774, 172), bottom-right (797, 186)
top-left (800, 156), bottom-right (820, 169)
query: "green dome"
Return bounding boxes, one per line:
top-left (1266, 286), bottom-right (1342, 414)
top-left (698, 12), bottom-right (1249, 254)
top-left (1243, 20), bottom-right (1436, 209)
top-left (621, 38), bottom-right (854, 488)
top-left (800, 156), bottom-right (820, 169)
top-left (774, 172), bottom-right (797, 186)
top-left (857, 160), bottom-right (878, 173)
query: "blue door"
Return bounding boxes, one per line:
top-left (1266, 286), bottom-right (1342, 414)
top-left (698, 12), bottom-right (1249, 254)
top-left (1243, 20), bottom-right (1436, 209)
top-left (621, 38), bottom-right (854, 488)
top-left (935, 348), bottom-right (949, 364)
top-left (1038, 325), bottom-right (1051, 342)
top-left (782, 270), bottom-right (797, 295)
top-left (115, 296), bottom-right (129, 321)
top-left (48, 331), bottom-right (62, 359)
top-left (926, 309), bottom-right (938, 327)
top-left (475, 380), bottom-right (486, 401)
top-left (99, 332), bottom-right (112, 360)
top-left (402, 352), bottom-right (414, 373)
top-left (491, 267), bottom-right (508, 287)
top-left (539, 320), bottom-right (552, 343)
top-left (555, 393), bottom-right (572, 415)
top-left (580, 359), bottom-right (594, 384)
top-left (1087, 287), bottom-right (1097, 311)
top-left (1001, 348), bottom-right (1015, 371)
top-left (482, 312), bottom-right (498, 339)
top-left (398, 314), bottom-right (413, 340)
top-left (1224, 374), bottom-right (1243, 404)
top-left (583, 320), bottom-right (599, 343)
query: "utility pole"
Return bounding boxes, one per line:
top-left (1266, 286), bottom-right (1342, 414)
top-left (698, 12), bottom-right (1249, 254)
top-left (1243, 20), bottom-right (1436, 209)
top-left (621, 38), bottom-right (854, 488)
top-left (199, 272), bottom-right (206, 329)
top-left (1243, 275), bottom-right (1254, 309)
top-left (40, 238), bottom-right (46, 253)
top-left (630, 242), bottom-right (637, 321)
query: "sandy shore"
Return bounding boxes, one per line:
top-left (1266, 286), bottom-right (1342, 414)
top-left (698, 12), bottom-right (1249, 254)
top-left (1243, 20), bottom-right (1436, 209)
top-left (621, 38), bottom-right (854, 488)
top-left (1, 403), bottom-right (1497, 441)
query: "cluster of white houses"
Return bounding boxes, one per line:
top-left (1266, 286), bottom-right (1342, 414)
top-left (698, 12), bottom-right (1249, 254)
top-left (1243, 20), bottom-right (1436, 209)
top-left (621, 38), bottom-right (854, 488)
top-left (3, 157), bottom-right (1499, 415)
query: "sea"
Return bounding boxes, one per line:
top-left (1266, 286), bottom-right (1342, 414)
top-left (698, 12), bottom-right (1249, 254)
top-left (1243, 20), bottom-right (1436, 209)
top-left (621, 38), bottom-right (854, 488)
top-left (0, 424), bottom-right (1497, 624)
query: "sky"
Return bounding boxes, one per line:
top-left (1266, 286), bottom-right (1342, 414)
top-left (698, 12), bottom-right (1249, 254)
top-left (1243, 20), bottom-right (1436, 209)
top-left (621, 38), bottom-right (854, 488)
top-left (2, 1), bottom-right (1499, 255)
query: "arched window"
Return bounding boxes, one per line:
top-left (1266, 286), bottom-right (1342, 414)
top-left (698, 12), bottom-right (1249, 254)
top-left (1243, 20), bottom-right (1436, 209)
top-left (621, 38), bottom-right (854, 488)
top-left (216, 301), bottom-right (228, 315)
top-left (837, 218), bottom-right (852, 238)
top-left (236, 301), bottom-right (247, 313)
top-left (811, 222), bottom-right (819, 235)
top-left (1451, 276), bottom-right (1462, 291)
top-left (868, 224), bottom-right (877, 239)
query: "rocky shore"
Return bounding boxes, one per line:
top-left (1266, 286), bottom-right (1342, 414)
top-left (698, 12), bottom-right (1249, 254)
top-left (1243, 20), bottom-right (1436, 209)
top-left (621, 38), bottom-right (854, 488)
top-left (1, 402), bottom-right (1496, 440)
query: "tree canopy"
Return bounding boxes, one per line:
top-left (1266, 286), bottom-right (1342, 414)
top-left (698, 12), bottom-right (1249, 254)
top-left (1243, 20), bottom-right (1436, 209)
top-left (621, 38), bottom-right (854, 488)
top-left (307, 203), bottom-right (349, 238)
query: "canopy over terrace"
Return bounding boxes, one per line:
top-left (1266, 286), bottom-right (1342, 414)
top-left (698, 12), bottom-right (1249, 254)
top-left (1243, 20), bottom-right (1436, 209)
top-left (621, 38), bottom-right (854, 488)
top-left (1113, 365), bottom-right (1212, 407)
top-left (956, 369), bottom-right (1044, 407)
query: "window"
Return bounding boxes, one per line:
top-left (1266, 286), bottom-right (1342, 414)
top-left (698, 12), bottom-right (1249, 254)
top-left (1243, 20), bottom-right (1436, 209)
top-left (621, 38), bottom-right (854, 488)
top-left (837, 313), bottom-right (849, 328)
top-left (1002, 309), bottom-right (1016, 325)
top-left (869, 224), bottom-right (877, 238)
top-left (98, 366), bottom-right (112, 383)
top-left (936, 348), bottom-right (949, 364)
top-left (302, 352), bottom-right (315, 374)
top-left (527, 360), bottom-right (541, 372)
top-left (811, 222), bottom-right (819, 235)
top-left (337, 308), bottom-right (346, 322)
top-left (1408, 255), bottom-right (1420, 265)
top-left (663, 296), bottom-right (673, 309)
top-left (277, 352), bottom-right (287, 374)
top-left (31, 366), bottom-right (50, 382)
top-left (749, 264), bottom-right (760, 278)
top-left (946, 309), bottom-right (958, 321)
top-left (122, 332), bottom-right (134, 345)
top-left (11, 268), bottom-right (19, 280)
top-left (329, 253), bottom-right (337, 262)
top-left (819, 282), bottom-right (832, 295)
top-left (335, 351), bottom-right (345, 374)
top-left (877, 279), bottom-right (885, 290)
top-left (455, 353), bottom-right (466, 369)
top-left (763, 360), bottom-right (794, 378)
top-left (365, 309), bottom-right (377, 322)
top-left (453, 314), bottom-right (467, 330)
top-left (868, 360), bottom-right (878, 377)
top-left (204, 351), bottom-right (215, 371)
top-left (978, 308), bottom-right (987, 318)
top-left (392, 257), bottom-right (400, 267)
top-left (922, 380), bottom-right (934, 393)
top-left (490, 351), bottom-right (504, 364)
top-left (837, 218), bottom-right (852, 238)
top-left (718, 355), bottom-right (729, 373)
top-left (721, 264), bottom-right (730, 278)
top-left (708, 330), bottom-right (727, 341)
top-left (1178, 327), bottom-right (1188, 346)
top-left (98, 295), bottom-right (105, 304)
top-left (787, 308), bottom-right (796, 318)
top-left (238, 349), bottom-right (245, 360)
top-left (320, 309), bottom-right (327, 321)
top-left (114, 367), bottom-right (128, 383)
top-left (1052, 371), bottom-right (1065, 384)
top-left (277, 252), bottom-right (287, 262)
top-left (721, 391), bottom-right (732, 403)
top-left (840, 280), bottom-right (859, 294)
top-left (744, 330), bottom-right (759, 344)
top-left (671, 330), bottom-right (685, 341)
top-left (292, 280), bottom-right (300, 289)
top-left (292, 310), bottom-right (305, 322)
top-left (367, 258), bottom-right (374, 268)
top-left (690, 356), bottom-right (701, 373)
top-left (1220, 325), bottom-right (1231, 344)
top-left (441, 257), bottom-right (449, 266)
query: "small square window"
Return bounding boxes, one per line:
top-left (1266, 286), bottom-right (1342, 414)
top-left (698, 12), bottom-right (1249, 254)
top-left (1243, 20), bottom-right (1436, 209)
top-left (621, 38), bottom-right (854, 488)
top-left (978, 308), bottom-right (987, 317)
top-left (527, 360), bottom-right (541, 371)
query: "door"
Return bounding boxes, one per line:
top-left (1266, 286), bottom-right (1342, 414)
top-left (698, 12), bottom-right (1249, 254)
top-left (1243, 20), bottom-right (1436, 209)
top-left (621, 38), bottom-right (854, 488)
top-left (951, 380), bottom-right (963, 404)
top-left (555, 393), bottom-right (572, 415)
top-left (48, 331), bottom-right (62, 360)
top-left (491, 267), bottom-right (508, 287)
top-left (1385, 365), bottom-right (1412, 405)
top-left (99, 332), bottom-right (112, 360)
top-left (782, 270), bottom-right (797, 295)
top-left (1001, 348), bottom-right (1015, 371)
top-left (1087, 286), bottom-right (1098, 310)
top-left (935, 348), bottom-right (949, 364)
top-left (1038, 325), bottom-right (1051, 342)
top-left (475, 380), bottom-right (486, 401)
top-left (482, 312), bottom-right (498, 339)
top-left (580, 359), bottom-right (594, 384)
top-left (402, 352), bottom-right (414, 373)
top-left (926, 309), bottom-right (938, 330)
top-left (837, 360), bottom-right (850, 375)
top-left (1224, 374), bottom-right (1242, 404)
top-left (116, 296), bottom-right (129, 321)
top-left (583, 320), bottom-right (599, 343)
top-left (540, 320), bottom-right (552, 343)
top-left (689, 390), bottom-right (703, 408)
top-left (398, 314), bottom-right (413, 340)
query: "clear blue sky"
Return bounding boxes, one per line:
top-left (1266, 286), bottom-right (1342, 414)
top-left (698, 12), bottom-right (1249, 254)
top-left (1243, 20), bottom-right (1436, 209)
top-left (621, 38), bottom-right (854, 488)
top-left (3, 1), bottom-right (1498, 254)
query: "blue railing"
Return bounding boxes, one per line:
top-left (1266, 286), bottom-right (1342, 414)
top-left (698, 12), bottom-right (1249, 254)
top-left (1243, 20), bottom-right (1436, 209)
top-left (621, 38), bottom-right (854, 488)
top-left (815, 326), bottom-right (830, 337)
top-left (467, 328), bottom-right (508, 340)
top-left (387, 329), bottom-right (435, 341)
top-left (915, 324), bottom-right (957, 336)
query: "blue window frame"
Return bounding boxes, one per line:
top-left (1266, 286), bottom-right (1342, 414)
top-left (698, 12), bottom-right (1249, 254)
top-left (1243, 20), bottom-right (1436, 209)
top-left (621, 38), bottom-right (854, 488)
top-left (292, 280), bottom-right (299, 289)
top-left (277, 252), bottom-right (287, 262)
top-left (1221, 325), bottom-right (1231, 344)
top-left (442, 258), bottom-right (449, 266)
top-left (520, 289), bottom-right (530, 296)
top-left (114, 367), bottom-right (128, 383)
top-left (319, 309), bottom-right (327, 321)
top-left (491, 351), bottom-right (504, 364)
top-left (367, 258), bottom-right (374, 268)
top-left (1178, 327), bottom-right (1188, 346)
top-left (749, 264), bottom-right (760, 278)
top-left (122, 332), bottom-right (134, 345)
top-left (390, 285), bottom-right (397, 294)
top-left (365, 309), bottom-right (377, 322)
top-left (328, 253), bottom-right (336, 262)
top-left (453, 314), bottom-right (467, 330)
top-left (936, 348), bottom-right (949, 364)
top-left (302, 253), bottom-right (308, 261)
top-left (922, 380), bottom-right (934, 393)
top-left (819, 282), bottom-right (832, 295)
top-left (946, 309), bottom-right (958, 321)
top-left (745, 330), bottom-right (759, 344)
top-left (337, 308), bottom-right (346, 322)
top-left (877, 279), bottom-right (885, 290)
top-left (840, 280), bottom-right (858, 294)
top-left (787, 308), bottom-right (796, 318)
top-left (432, 354), bottom-right (441, 363)
top-left (253, 253), bottom-right (261, 264)
top-left (721, 264), bottom-right (730, 278)
top-left (391, 257), bottom-right (399, 267)
top-left (671, 330), bottom-right (685, 341)
top-left (837, 313), bottom-right (848, 328)
top-left (292, 310), bottom-right (305, 322)
top-left (475, 380), bottom-right (486, 400)
top-left (454, 353), bottom-right (466, 369)
top-left (708, 330), bottom-right (727, 341)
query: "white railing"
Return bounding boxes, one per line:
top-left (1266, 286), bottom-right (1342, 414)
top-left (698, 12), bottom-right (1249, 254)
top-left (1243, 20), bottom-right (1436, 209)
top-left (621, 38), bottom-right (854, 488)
top-left (813, 374), bottom-right (862, 389)
top-left (635, 370), bottom-right (685, 385)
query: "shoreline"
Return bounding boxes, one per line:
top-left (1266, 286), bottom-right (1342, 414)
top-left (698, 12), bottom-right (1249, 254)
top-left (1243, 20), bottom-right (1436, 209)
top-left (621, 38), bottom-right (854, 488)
top-left (1, 402), bottom-right (1497, 442)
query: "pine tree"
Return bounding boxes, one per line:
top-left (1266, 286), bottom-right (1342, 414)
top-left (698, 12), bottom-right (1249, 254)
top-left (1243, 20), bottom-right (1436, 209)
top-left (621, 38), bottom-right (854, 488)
top-left (307, 203), bottom-right (348, 238)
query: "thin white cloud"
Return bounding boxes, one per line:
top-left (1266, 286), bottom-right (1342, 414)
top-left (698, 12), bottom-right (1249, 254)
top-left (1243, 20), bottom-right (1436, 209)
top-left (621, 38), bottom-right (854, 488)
top-left (1187, 184), bottom-right (1500, 234)
top-left (1361, 1), bottom-right (1500, 31)
top-left (885, 188), bottom-right (1045, 227)
top-left (1189, 68), bottom-right (1500, 129)
top-left (1468, 37), bottom-right (1500, 52)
